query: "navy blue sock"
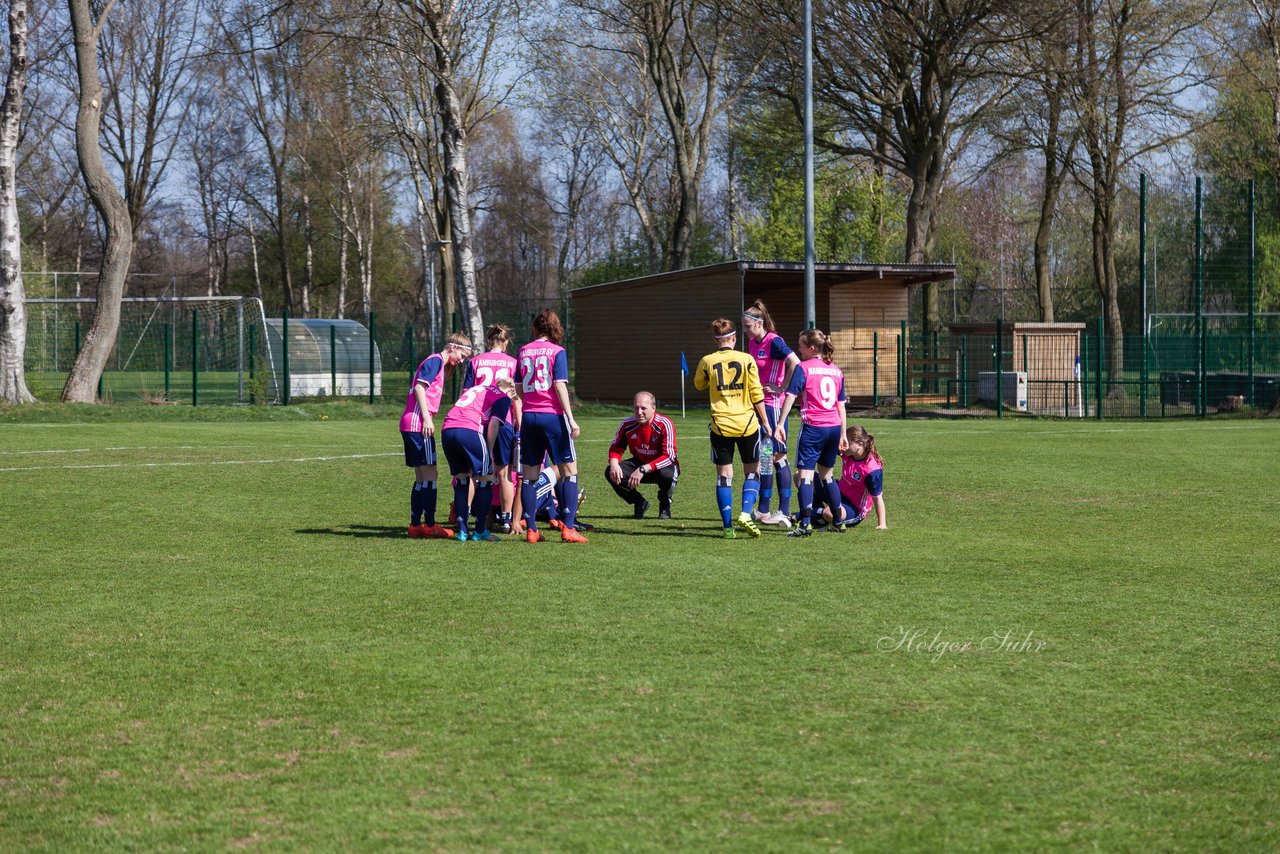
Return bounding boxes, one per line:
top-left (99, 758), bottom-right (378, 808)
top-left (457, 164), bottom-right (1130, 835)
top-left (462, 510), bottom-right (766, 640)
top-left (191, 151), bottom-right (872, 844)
top-left (521, 479), bottom-right (538, 531)
top-left (741, 473), bottom-right (760, 517)
top-left (716, 475), bottom-right (734, 528)
top-left (776, 460), bottom-right (793, 515)
top-left (561, 475), bottom-right (579, 529)
top-left (411, 482), bottom-right (423, 525)
top-left (453, 478), bottom-right (470, 534)
top-left (422, 481), bottom-right (438, 526)
top-left (758, 469), bottom-right (774, 514)
top-left (797, 476), bottom-right (815, 526)
top-left (822, 476), bottom-right (843, 525)
top-left (473, 480), bottom-right (493, 533)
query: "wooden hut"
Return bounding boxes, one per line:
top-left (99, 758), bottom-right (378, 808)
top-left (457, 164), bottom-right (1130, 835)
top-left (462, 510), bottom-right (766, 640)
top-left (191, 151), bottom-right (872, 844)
top-left (947, 321), bottom-right (1086, 415)
top-left (571, 261), bottom-right (956, 405)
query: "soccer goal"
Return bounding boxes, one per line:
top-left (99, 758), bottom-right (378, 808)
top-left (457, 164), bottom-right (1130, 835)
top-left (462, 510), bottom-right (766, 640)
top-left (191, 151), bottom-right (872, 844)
top-left (24, 296), bottom-right (281, 404)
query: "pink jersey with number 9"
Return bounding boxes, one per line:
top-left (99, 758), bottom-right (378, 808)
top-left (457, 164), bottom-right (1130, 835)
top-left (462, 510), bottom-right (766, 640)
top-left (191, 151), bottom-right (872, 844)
top-left (793, 357), bottom-right (845, 427)
top-left (516, 339), bottom-right (568, 414)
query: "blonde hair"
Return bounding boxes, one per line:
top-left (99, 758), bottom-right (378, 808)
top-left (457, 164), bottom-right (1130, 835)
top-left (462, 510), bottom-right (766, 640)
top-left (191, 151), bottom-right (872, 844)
top-left (496, 376), bottom-right (517, 397)
top-left (485, 323), bottom-right (512, 351)
top-left (798, 328), bottom-right (835, 363)
top-left (442, 332), bottom-right (472, 383)
top-left (743, 299), bottom-right (776, 333)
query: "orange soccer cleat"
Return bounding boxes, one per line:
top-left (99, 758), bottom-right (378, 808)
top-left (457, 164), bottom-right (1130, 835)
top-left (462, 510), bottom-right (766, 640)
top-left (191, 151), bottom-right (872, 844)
top-left (559, 526), bottom-right (589, 544)
top-left (420, 523), bottom-right (454, 539)
top-left (526, 529), bottom-right (545, 544)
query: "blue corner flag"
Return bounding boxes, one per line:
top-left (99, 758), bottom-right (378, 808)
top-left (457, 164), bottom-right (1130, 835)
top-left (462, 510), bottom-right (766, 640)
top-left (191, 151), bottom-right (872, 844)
top-left (680, 351), bottom-right (689, 376)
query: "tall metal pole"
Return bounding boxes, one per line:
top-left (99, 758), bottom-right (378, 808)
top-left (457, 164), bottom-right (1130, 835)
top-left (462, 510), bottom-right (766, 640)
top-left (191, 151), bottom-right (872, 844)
top-left (802, 0), bottom-right (816, 329)
top-left (1139, 174), bottom-right (1147, 417)
top-left (1248, 179), bottom-right (1256, 406)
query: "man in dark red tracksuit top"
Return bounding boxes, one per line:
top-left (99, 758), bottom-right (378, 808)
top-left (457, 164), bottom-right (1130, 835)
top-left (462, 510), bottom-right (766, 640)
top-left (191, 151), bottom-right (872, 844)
top-left (605, 391), bottom-right (679, 520)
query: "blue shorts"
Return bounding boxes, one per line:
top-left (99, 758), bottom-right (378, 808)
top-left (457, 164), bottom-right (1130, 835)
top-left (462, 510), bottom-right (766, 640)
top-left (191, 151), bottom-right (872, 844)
top-left (839, 501), bottom-right (868, 527)
top-left (762, 400), bottom-right (787, 457)
top-left (796, 424), bottom-right (843, 470)
top-left (520, 411), bottom-right (576, 467)
top-left (442, 428), bottom-right (492, 477)
top-left (492, 421), bottom-right (517, 468)
top-left (402, 430), bottom-right (436, 467)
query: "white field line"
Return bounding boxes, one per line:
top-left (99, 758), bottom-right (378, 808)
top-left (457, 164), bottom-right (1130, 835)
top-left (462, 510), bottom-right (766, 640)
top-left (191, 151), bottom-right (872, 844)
top-left (0, 445), bottom-right (196, 456)
top-left (0, 424), bottom-right (1272, 473)
top-left (0, 452), bottom-right (402, 473)
top-left (0, 438), bottom-right (621, 473)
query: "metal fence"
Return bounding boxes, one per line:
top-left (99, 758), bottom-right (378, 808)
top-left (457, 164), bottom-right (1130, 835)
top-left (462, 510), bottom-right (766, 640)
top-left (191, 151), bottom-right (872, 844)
top-left (24, 295), bottom-right (573, 406)
top-left (894, 319), bottom-right (1280, 418)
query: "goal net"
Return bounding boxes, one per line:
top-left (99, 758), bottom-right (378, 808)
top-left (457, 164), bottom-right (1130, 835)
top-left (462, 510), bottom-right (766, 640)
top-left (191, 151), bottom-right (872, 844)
top-left (23, 296), bottom-right (280, 404)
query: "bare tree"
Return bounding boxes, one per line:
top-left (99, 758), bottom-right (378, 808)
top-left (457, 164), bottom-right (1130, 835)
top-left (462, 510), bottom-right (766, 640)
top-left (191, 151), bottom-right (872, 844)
top-left (989, 2), bottom-right (1081, 321)
top-left (62, 0), bottom-right (133, 403)
top-left (750, 0), bottom-right (1024, 334)
top-left (98, 0), bottom-right (202, 246)
top-left (218, 1), bottom-right (299, 313)
top-left (1071, 0), bottom-right (1214, 382)
top-left (538, 0), bottom-right (757, 272)
top-left (1, 0), bottom-right (35, 403)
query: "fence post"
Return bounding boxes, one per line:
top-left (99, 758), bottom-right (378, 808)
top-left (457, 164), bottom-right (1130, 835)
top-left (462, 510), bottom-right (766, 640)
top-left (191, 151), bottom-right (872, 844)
top-left (872, 330), bottom-right (879, 407)
top-left (164, 322), bottom-right (171, 401)
top-left (1200, 315), bottom-right (1208, 418)
top-left (283, 310), bottom-right (290, 405)
top-left (900, 320), bottom-right (908, 418)
top-left (248, 325), bottom-right (256, 405)
top-left (192, 308), bottom-right (199, 407)
top-left (961, 334), bottom-right (968, 408)
top-left (995, 318), bottom-right (1004, 419)
top-left (368, 311), bottom-right (376, 404)
top-left (1095, 316), bottom-right (1104, 420)
top-left (1082, 334), bottom-right (1089, 418)
top-left (330, 323), bottom-right (338, 397)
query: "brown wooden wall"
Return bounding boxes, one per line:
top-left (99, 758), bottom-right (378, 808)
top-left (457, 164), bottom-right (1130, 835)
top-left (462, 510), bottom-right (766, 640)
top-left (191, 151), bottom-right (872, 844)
top-left (572, 269), bottom-right (744, 406)
top-left (573, 269), bottom-right (916, 407)
top-left (829, 282), bottom-right (909, 399)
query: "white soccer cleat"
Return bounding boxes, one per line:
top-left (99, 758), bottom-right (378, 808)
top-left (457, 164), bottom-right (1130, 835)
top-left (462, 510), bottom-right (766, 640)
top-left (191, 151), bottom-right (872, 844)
top-left (762, 511), bottom-right (792, 529)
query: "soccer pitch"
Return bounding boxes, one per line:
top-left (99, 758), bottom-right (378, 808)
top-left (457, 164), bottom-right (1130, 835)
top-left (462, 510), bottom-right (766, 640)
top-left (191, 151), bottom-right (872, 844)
top-left (1, 412), bottom-right (1277, 850)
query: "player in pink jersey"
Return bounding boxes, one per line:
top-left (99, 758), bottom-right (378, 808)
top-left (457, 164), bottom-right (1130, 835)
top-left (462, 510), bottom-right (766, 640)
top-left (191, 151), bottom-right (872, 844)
top-left (400, 332), bottom-right (472, 539)
top-left (742, 299), bottom-right (800, 528)
top-left (825, 425), bottom-right (887, 530)
top-left (774, 329), bottom-right (848, 536)
top-left (460, 324), bottom-right (520, 532)
top-left (441, 377), bottom-right (521, 541)
top-left (515, 309), bottom-right (587, 543)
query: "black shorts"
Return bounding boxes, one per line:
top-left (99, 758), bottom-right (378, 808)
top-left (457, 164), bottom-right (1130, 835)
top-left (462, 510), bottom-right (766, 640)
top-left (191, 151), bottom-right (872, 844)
top-left (709, 427), bottom-right (760, 466)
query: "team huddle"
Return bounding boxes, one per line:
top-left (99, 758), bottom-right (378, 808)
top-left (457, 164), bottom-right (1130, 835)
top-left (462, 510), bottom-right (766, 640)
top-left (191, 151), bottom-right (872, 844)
top-left (399, 302), bottom-right (887, 542)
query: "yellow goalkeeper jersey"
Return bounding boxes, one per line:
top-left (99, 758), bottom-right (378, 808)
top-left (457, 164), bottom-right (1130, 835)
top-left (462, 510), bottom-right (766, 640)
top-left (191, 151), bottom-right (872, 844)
top-left (694, 347), bottom-right (764, 437)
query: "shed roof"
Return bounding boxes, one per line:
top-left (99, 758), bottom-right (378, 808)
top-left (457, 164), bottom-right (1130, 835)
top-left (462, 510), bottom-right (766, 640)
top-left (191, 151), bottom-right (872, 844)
top-left (571, 260), bottom-right (956, 297)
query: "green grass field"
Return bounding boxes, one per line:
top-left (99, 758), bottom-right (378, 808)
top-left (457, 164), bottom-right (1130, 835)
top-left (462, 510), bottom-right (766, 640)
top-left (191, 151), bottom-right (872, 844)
top-left (1, 409), bottom-right (1277, 851)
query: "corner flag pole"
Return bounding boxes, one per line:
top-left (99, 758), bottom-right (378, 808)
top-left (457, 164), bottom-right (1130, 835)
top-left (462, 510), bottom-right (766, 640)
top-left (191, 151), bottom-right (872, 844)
top-left (680, 351), bottom-right (688, 417)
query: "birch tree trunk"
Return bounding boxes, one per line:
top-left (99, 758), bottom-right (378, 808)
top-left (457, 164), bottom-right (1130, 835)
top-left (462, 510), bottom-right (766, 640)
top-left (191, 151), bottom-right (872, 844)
top-left (62, 0), bottom-right (134, 403)
top-left (435, 69), bottom-right (483, 346)
top-left (0, 0), bottom-right (34, 404)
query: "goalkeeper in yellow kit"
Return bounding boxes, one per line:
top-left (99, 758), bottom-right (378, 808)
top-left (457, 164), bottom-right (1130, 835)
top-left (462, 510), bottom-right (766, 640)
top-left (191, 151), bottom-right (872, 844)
top-left (694, 318), bottom-right (771, 539)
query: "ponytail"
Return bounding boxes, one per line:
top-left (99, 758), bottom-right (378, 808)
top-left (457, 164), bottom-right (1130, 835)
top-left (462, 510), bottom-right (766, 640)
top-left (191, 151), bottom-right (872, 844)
top-left (799, 328), bottom-right (836, 364)
top-left (743, 299), bottom-right (776, 333)
top-left (847, 425), bottom-right (883, 465)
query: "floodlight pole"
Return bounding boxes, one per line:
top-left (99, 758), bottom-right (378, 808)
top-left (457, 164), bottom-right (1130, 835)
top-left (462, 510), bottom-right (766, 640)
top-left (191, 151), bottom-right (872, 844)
top-left (802, 0), bottom-right (816, 330)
